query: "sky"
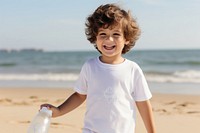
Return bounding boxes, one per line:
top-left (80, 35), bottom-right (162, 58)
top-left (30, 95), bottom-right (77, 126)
top-left (0, 0), bottom-right (200, 51)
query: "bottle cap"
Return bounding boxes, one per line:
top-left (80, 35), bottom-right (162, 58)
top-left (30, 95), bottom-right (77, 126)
top-left (40, 107), bottom-right (52, 117)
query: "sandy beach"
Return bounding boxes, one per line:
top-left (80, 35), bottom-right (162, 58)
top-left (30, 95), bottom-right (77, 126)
top-left (0, 87), bottom-right (200, 133)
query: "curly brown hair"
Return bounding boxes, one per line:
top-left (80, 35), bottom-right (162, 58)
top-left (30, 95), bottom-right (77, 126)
top-left (85, 4), bottom-right (141, 54)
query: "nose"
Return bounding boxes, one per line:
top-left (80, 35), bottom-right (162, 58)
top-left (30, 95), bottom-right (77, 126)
top-left (107, 36), bottom-right (114, 41)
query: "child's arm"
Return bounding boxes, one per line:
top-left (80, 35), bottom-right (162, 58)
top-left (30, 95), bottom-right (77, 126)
top-left (136, 100), bottom-right (156, 133)
top-left (41, 92), bottom-right (86, 117)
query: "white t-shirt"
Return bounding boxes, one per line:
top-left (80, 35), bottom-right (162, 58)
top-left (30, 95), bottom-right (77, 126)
top-left (74, 57), bottom-right (152, 133)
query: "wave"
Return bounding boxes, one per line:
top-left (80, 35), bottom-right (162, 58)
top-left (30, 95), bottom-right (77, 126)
top-left (0, 73), bottom-right (79, 81)
top-left (1, 70), bottom-right (200, 83)
top-left (145, 60), bottom-right (200, 66)
top-left (146, 70), bottom-right (200, 83)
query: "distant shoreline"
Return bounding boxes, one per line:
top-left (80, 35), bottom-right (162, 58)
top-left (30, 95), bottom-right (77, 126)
top-left (1, 48), bottom-right (200, 53)
top-left (0, 48), bottom-right (44, 53)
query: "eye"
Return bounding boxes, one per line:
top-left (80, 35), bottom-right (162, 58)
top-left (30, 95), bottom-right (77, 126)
top-left (113, 33), bottom-right (121, 37)
top-left (113, 33), bottom-right (120, 36)
top-left (98, 32), bottom-right (107, 39)
top-left (99, 33), bottom-right (106, 36)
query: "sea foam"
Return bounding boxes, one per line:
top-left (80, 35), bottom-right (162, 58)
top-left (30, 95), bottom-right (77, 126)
top-left (146, 70), bottom-right (200, 83)
top-left (0, 73), bottom-right (79, 81)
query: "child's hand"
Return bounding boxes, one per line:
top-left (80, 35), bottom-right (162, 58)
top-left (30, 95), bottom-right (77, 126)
top-left (40, 104), bottom-right (60, 117)
top-left (40, 103), bottom-right (54, 110)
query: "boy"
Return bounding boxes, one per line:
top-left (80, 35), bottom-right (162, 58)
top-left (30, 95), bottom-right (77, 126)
top-left (41, 3), bottom-right (156, 133)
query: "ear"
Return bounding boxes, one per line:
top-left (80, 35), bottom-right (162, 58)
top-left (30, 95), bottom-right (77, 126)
top-left (125, 40), bottom-right (130, 45)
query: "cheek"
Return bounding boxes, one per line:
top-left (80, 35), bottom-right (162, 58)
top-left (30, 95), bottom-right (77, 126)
top-left (117, 39), bottom-right (126, 45)
top-left (95, 41), bottom-right (103, 50)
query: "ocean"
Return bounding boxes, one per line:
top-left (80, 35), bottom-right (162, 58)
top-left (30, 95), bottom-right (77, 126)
top-left (0, 49), bottom-right (200, 94)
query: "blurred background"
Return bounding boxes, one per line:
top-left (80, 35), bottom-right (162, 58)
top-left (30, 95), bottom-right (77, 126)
top-left (0, 0), bottom-right (200, 95)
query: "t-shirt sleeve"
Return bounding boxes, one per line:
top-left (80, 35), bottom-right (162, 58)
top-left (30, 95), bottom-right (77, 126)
top-left (132, 66), bottom-right (152, 101)
top-left (73, 63), bottom-right (88, 95)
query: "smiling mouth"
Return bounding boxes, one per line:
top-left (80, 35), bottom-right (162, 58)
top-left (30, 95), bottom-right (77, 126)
top-left (103, 45), bottom-right (116, 50)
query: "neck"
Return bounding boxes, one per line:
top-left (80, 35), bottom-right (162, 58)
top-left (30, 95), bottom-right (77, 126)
top-left (99, 55), bottom-right (125, 64)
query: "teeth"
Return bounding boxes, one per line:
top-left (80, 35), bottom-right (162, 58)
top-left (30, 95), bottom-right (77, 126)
top-left (104, 45), bottom-right (115, 50)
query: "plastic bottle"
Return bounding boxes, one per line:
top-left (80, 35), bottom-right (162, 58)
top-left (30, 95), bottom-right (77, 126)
top-left (27, 107), bottom-right (52, 133)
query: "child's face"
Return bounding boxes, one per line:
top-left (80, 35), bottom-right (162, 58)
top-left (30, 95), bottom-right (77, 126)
top-left (96, 24), bottom-right (129, 58)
